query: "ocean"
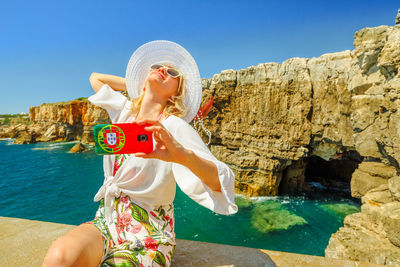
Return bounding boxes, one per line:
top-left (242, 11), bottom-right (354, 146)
top-left (0, 139), bottom-right (361, 256)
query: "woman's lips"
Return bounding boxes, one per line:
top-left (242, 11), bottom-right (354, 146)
top-left (154, 72), bottom-right (165, 80)
top-left (154, 71), bottom-right (165, 80)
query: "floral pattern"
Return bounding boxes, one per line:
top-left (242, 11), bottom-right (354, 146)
top-left (83, 153), bottom-right (176, 266)
top-left (84, 195), bottom-right (176, 267)
top-left (113, 154), bottom-right (128, 175)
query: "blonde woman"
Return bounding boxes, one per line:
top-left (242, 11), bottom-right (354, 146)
top-left (42, 40), bottom-right (238, 267)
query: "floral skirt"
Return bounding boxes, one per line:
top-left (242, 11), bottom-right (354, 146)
top-left (83, 194), bottom-right (176, 267)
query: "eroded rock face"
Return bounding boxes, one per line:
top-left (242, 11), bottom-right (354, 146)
top-left (0, 100), bottom-right (110, 144)
top-left (197, 25), bottom-right (400, 199)
top-left (351, 162), bottom-right (397, 198)
top-left (70, 142), bottom-right (88, 153)
top-left (325, 189), bottom-right (400, 266)
top-left (200, 23), bottom-right (400, 265)
top-left (322, 25), bottom-right (400, 265)
top-left (201, 60), bottom-right (314, 196)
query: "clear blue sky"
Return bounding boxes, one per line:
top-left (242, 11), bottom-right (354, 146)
top-left (0, 1), bottom-right (398, 114)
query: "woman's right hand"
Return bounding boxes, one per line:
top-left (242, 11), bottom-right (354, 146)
top-left (89, 72), bottom-right (127, 93)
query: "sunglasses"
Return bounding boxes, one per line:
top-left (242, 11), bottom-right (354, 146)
top-left (150, 64), bottom-right (182, 78)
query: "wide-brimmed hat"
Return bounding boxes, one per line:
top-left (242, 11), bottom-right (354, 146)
top-left (125, 40), bottom-right (202, 123)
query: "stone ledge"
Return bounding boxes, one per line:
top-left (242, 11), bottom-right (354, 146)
top-left (0, 216), bottom-right (384, 267)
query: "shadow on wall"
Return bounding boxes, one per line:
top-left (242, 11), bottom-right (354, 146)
top-left (172, 239), bottom-right (277, 267)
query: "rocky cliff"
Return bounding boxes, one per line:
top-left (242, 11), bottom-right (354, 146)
top-left (2, 13), bottom-right (400, 266)
top-left (198, 22), bottom-right (400, 265)
top-left (0, 99), bottom-right (109, 144)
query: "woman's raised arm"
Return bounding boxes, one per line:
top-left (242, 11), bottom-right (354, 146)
top-left (89, 72), bottom-right (127, 93)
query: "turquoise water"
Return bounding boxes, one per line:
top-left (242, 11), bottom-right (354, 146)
top-left (0, 139), bottom-right (361, 256)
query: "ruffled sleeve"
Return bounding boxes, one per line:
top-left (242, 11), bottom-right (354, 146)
top-left (170, 118), bottom-right (238, 215)
top-left (88, 83), bottom-right (128, 123)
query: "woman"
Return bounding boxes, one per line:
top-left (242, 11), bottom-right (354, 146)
top-left (42, 40), bottom-right (238, 267)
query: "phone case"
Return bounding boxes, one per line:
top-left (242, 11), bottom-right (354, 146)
top-left (93, 123), bottom-right (154, 155)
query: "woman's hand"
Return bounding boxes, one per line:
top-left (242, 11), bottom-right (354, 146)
top-left (133, 119), bottom-right (188, 164)
top-left (134, 118), bottom-right (222, 192)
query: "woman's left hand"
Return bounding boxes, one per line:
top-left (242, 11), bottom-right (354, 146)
top-left (133, 119), bottom-right (188, 164)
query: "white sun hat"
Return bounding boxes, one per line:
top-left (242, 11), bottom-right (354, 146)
top-left (125, 40), bottom-right (202, 123)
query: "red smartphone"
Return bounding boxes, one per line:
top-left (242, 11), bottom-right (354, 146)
top-left (93, 123), bottom-right (153, 155)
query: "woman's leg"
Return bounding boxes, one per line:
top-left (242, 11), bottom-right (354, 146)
top-left (42, 223), bottom-right (104, 267)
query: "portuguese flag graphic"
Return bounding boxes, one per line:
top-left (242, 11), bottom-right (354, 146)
top-left (93, 123), bottom-right (153, 155)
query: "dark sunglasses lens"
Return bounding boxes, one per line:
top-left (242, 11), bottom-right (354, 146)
top-left (167, 68), bottom-right (179, 77)
top-left (150, 64), bottom-right (163, 70)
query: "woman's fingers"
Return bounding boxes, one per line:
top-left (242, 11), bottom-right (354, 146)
top-left (133, 121), bottom-right (169, 144)
top-left (135, 141), bottom-right (165, 159)
top-left (153, 132), bottom-right (162, 143)
top-left (135, 151), bottom-right (159, 159)
top-left (134, 152), bottom-right (148, 158)
top-left (144, 125), bottom-right (163, 132)
top-left (132, 118), bottom-right (181, 163)
top-left (145, 126), bottom-right (172, 142)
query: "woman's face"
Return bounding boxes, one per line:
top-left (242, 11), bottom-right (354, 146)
top-left (145, 65), bottom-right (180, 99)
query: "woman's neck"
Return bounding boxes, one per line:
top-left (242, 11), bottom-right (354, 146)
top-left (136, 90), bottom-right (168, 121)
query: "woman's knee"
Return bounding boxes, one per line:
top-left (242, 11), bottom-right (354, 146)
top-left (42, 238), bottom-right (75, 267)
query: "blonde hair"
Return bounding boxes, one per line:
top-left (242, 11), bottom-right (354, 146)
top-left (129, 69), bottom-right (187, 118)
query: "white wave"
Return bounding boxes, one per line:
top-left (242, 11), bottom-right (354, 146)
top-left (32, 146), bottom-right (61, 151)
top-left (31, 141), bottom-right (80, 151)
top-left (309, 182), bottom-right (328, 190)
top-left (250, 196), bottom-right (280, 202)
top-left (235, 192), bottom-right (301, 204)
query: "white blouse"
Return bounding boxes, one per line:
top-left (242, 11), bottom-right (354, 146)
top-left (88, 84), bottom-right (238, 244)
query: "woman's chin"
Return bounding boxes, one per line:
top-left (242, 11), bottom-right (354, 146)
top-left (147, 78), bottom-right (163, 88)
top-left (148, 73), bottom-right (164, 82)
top-left (144, 83), bottom-right (167, 96)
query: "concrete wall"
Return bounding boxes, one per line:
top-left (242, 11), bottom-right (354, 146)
top-left (0, 216), bottom-right (384, 267)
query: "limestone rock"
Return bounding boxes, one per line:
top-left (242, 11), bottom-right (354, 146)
top-left (310, 141), bottom-right (343, 161)
top-left (280, 159), bottom-right (307, 194)
top-left (0, 99), bottom-right (111, 145)
top-left (36, 124), bottom-right (58, 142)
top-left (388, 176), bottom-right (400, 201)
top-left (358, 161), bottom-right (397, 178)
top-left (382, 202), bottom-right (400, 248)
top-left (351, 162), bottom-right (394, 198)
top-left (359, 201), bottom-right (400, 249)
top-left (13, 131), bottom-right (35, 144)
top-left (378, 27), bottom-right (400, 80)
top-left (326, 201), bottom-right (400, 266)
top-left (308, 50), bottom-right (354, 147)
top-left (69, 142), bottom-right (87, 153)
top-left (396, 9), bottom-right (400, 25)
top-left (199, 25), bottom-right (400, 198)
top-left (0, 125), bottom-right (15, 138)
top-left (361, 183), bottom-right (394, 205)
top-left (325, 213), bottom-right (400, 266)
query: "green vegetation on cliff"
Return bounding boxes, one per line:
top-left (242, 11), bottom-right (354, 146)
top-left (41, 96), bottom-right (88, 105)
top-left (0, 114), bottom-right (30, 126)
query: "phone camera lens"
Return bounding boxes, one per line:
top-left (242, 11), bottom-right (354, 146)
top-left (137, 135), bottom-right (148, 142)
